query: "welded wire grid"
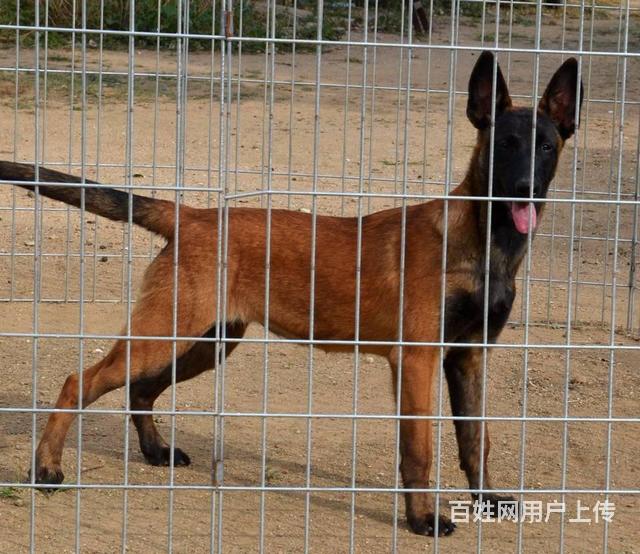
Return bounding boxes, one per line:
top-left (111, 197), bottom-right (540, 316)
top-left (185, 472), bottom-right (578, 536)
top-left (0, 0), bottom-right (639, 552)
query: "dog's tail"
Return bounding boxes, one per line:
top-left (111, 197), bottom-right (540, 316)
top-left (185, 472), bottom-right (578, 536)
top-left (0, 161), bottom-right (176, 238)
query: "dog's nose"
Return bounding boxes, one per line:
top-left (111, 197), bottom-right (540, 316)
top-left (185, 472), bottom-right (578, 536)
top-left (513, 179), bottom-right (537, 198)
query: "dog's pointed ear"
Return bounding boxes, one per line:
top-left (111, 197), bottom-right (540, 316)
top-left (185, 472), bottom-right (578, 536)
top-left (538, 58), bottom-right (583, 140)
top-left (466, 51), bottom-right (512, 130)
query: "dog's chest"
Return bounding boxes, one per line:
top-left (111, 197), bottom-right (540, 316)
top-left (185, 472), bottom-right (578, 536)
top-left (444, 267), bottom-right (515, 343)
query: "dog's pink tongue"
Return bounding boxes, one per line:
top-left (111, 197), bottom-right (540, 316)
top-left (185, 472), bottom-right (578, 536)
top-left (510, 202), bottom-right (537, 234)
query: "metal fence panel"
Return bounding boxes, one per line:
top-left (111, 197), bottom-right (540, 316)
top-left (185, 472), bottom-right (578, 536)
top-left (0, 0), bottom-right (638, 552)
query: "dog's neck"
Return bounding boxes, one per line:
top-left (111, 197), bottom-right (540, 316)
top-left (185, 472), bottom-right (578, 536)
top-left (454, 147), bottom-right (534, 277)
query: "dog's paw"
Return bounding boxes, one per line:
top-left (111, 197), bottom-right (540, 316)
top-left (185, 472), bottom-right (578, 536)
top-left (408, 513), bottom-right (457, 536)
top-left (144, 446), bottom-right (191, 467)
top-left (28, 464), bottom-right (64, 492)
top-left (473, 493), bottom-right (519, 519)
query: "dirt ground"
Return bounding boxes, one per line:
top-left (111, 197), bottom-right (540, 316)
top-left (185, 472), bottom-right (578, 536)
top-left (1, 7), bottom-right (639, 554)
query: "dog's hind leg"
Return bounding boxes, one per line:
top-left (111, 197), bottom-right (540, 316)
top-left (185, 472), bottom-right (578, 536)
top-left (130, 321), bottom-right (246, 466)
top-left (33, 247), bottom-right (225, 486)
top-left (444, 346), bottom-right (517, 517)
top-left (33, 334), bottom-right (199, 486)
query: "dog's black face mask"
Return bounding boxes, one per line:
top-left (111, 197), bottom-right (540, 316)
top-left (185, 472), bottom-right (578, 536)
top-left (466, 51), bottom-right (583, 235)
top-left (487, 110), bottom-right (559, 234)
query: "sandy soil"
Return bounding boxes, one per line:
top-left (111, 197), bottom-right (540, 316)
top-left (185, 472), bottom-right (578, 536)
top-left (1, 8), bottom-right (639, 554)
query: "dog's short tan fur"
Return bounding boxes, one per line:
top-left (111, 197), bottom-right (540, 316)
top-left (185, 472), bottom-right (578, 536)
top-left (1, 51), bottom-right (582, 536)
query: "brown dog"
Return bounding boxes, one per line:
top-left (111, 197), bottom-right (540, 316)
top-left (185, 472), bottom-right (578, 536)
top-left (1, 51), bottom-right (581, 536)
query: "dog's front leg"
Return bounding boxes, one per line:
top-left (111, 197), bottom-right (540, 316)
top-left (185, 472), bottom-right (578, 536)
top-left (390, 346), bottom-right (456, 536)
top-left (444, 346), bottom-right (517, 517)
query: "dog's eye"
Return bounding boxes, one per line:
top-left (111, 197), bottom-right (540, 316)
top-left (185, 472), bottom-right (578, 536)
top-left (498, 138), bottom-right (510, 148)
top-left (541, 142), bottom-right (553, 152)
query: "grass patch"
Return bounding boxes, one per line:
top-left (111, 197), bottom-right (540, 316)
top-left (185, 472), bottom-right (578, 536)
top-left (48, 53), bottom-right (71, 63)
top-left (0, 0), bottom-right (348, 53)
top-left (0, 486), bottom-right (21, 500)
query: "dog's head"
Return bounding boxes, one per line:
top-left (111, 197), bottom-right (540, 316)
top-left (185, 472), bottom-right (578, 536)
top-left (467, 51), bottom-right (583, 234)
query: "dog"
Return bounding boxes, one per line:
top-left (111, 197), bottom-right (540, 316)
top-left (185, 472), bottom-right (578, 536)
top-left (0, 51), bottom-right (582, 536)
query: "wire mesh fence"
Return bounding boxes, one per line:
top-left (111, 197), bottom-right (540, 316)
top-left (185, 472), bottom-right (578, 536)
top-left (0, 0), bottom-right (638, 552)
